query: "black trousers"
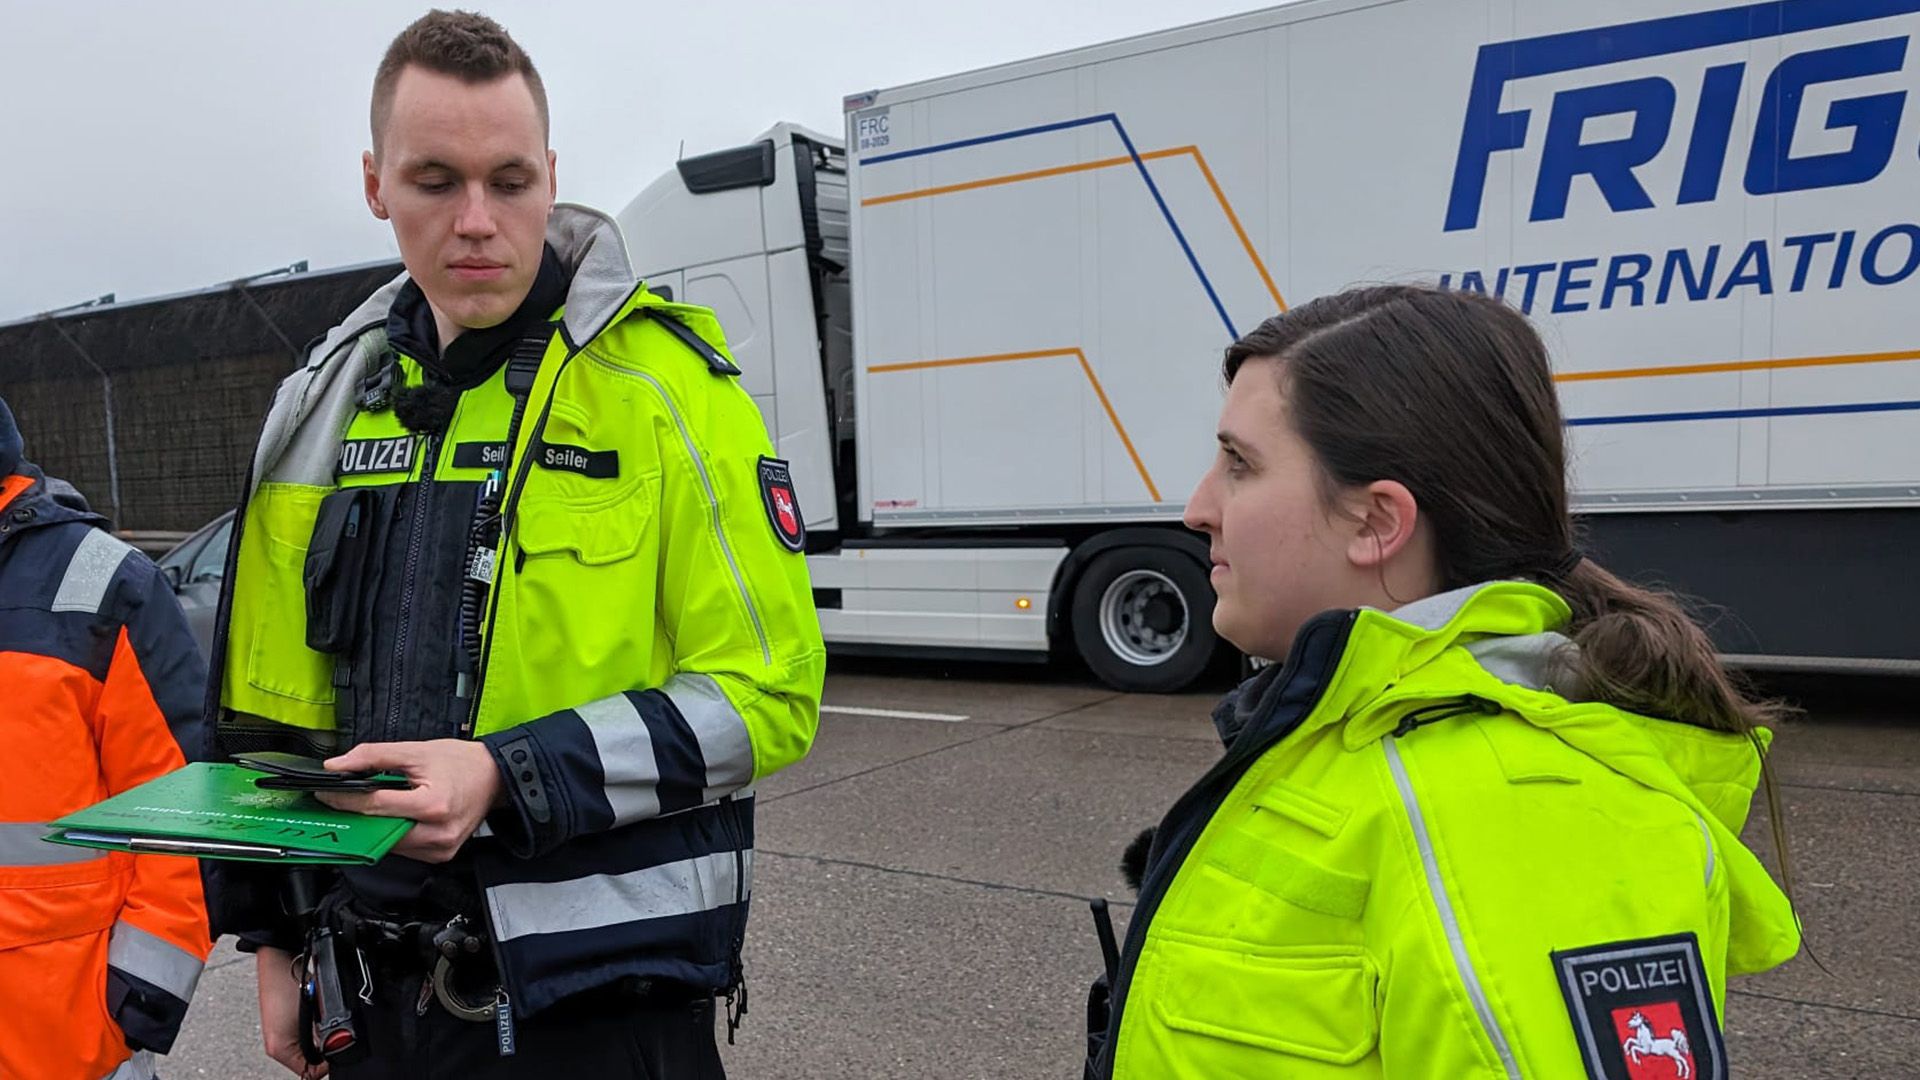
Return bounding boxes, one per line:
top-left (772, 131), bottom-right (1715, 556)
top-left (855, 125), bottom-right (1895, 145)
top-left (330, 970), bottom-right (726, 1080)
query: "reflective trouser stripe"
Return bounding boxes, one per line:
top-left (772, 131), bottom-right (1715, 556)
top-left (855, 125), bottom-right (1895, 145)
top-left (0, 822), bottom-right (106, 865)
top-left (108, 919), bottom-right (204, 1002)
top-left (485, 849), bottom-right (752, 942)
top-left (100, 1050), bottom-right (156, 1080)
top-left (52, 528), bottom-right (133, 613)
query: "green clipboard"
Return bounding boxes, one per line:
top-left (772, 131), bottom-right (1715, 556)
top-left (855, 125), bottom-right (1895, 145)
top-left (43, 762), bottom-right (413, 865)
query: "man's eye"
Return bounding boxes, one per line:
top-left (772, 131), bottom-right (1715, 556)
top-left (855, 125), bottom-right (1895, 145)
top-left (416, 180), bottom-right (453, 194)
top-left (495, 180), bottom-right (529, 194)
top-left (1223, 449), bottom-right (1249, 474)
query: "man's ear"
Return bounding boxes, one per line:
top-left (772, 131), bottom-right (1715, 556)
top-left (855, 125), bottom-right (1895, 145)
top-left (1345, 479), bottom-right (1420, 569)
top-left (546, 148), bottom-right (558, 206)
top-left (364, 151), bottom-right (388, 220)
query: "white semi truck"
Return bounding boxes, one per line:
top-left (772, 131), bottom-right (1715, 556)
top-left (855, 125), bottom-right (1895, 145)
top-left (617, 0), bottom-right (1920, 691)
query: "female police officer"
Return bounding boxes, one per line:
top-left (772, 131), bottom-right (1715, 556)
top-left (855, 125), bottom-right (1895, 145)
top-left (1087, 285), bottom-right (1800, 1079)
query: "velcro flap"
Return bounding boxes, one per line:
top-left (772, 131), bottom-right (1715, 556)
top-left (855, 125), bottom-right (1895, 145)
top-left (1206, 830), bottom-right (1370, 920)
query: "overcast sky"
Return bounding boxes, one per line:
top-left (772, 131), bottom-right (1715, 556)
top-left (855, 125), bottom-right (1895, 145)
top-left (1, 0), bottom-right (1280, 324)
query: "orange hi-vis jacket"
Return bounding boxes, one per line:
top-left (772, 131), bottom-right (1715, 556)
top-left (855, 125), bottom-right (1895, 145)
top-left (0, 466), bottom-right (212, 1080)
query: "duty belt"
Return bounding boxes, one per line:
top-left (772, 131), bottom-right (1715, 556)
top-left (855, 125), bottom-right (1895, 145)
top-left (328, 903), bottom-right (507, 1024)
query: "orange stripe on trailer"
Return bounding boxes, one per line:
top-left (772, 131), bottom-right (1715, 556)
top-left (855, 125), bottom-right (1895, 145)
top-left (1180, 148), bottom-right (1286, 313)
top-left (866, 348), bottom-right (1161, 501)
top-left (1557, 347), bottom-right (1920, 383)
top-left (859, 149), bottom-right (1188, 206)
top-left (861, 145), bottom-right (1287, 312)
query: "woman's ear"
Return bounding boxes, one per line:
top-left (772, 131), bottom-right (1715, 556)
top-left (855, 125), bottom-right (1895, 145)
top-left (1346, 479), bottom-right (1421, 569)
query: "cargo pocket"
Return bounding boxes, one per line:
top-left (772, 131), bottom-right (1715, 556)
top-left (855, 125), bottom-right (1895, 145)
top-left (516, 400), bottom-right (656, 565)
top-left (515, 471), bottom-right (658, 566)
top-left (494, 464), bottom-right (660, 718)
top-left (1151, 930), bottom-right (1379, 1067)
top-left (0, 854), bottom-right (127, 950)
top-left (225, 482), bottom-right (337, 727)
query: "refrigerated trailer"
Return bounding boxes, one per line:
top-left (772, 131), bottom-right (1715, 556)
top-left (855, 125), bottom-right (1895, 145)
top-left (617, 0), bottom-right (1920, 690)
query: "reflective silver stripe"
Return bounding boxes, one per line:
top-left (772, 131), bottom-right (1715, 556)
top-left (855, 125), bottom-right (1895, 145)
top-left (485, 850), bottom-right (751, 942)
top-left (609, 360), bottom-right (772, 666)
top-left (577, 693), bottom-right (661, 824)
top-left (100, 1050), bottom-right (156, 1080)
top-left (108, 919), bottom-right (204, 1002)
top-left (1695, 811), bottom-right (1716, 887)
top-left (52, 529), bottom-right (133, 613)
top-left (1382, 738), bottom-right (1521, 1079)
top-left (665, 674), bottom-right (755, 802)
top-left (0, 822), bottom-right (107, 865)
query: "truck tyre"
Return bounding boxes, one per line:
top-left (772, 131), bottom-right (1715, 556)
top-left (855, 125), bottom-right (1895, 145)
top-left (1070, 545), bottom-right (1217, 693)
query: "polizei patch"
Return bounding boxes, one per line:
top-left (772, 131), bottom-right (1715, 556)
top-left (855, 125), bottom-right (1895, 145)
top-left (336, 436), bottom-right (417, 478)
top-left (758, 457), bottom-right (804, 552)
top-left (536, 442), bottom-right (618, 479)
top-left (1552, 933), bottom-right (1723, 1080)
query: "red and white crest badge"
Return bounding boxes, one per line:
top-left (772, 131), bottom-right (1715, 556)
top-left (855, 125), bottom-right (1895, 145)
top-left (758, 457), bottom-right (805, 552)
top-left (1553, 933), bottom-right (1724, 1080)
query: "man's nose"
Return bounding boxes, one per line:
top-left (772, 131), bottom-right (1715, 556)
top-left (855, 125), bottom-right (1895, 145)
top-left (454, 182), bottom-right (499, 237)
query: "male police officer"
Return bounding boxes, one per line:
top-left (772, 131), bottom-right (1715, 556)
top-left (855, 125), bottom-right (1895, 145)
top-left (204, 12), bottom-right (824, 1077)
top-left (0, 395), bottom-right (212, 1080)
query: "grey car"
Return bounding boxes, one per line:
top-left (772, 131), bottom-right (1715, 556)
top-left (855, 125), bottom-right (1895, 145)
top-left (156, 510), bottom-right (233, 659)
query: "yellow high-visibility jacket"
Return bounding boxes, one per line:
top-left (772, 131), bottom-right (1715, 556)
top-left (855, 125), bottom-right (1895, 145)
top-left (209, 205), bottom-right (824, 1014)
top-left (1097, 582), bottom-right (1798, 1079)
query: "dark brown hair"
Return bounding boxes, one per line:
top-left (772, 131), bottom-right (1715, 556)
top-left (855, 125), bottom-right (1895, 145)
top-left (370, 10), bottom-right (549, 156)
top-left (1223, 285), bottom-right (1794, 879)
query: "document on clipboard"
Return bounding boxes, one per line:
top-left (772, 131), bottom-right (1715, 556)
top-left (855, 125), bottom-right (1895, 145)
top-left (42, 762), bottom-right (412, 864)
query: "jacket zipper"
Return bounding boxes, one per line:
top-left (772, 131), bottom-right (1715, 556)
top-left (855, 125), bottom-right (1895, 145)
top-left (721, 792), bottom-right (750, 1041)
top-left (1098, 610), bottom-right (1354, 1076)
top-left (1381, 734), bottom-right (1522, 1079)
top-left (384, 434), bottom-right (441, 741)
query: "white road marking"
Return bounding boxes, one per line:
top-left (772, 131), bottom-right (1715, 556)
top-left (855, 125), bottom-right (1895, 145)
top-left (820, 704), bottom-right (970, 723)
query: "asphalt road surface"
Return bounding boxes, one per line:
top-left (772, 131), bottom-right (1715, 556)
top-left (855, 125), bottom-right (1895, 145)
top-left (159, 663), bottom-right (1917, 1078)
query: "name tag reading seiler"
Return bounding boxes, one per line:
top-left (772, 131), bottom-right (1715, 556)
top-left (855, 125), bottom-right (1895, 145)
top-left (537, 441), bottom-right (619, 479)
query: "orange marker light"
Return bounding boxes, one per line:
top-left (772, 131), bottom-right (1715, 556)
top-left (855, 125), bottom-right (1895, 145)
top-left (1016, 597), bottom-right (1032, 610)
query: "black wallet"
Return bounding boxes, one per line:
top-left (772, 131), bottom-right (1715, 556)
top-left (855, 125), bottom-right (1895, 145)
top-left (231, 751), bottom-right (411, 792)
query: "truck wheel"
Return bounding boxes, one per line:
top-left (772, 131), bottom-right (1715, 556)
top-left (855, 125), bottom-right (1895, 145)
top-left (1070, 546), bottom-right (1217, 693)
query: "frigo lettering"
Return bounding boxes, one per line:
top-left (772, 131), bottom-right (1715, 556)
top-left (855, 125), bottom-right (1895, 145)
top-left (1446, 2), bottom-right (1920, 232)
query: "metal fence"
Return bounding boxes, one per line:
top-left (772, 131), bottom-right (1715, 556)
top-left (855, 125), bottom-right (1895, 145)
top-left (0, 261), bottom-right (400, 532)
